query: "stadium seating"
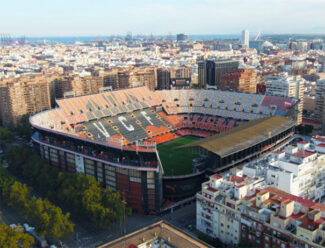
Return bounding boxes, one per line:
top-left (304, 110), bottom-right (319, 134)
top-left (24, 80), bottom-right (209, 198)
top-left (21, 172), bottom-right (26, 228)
top-left (81, 108), bottom-right (176, 144)
top-left (31, 87), bottom-right (297, 153)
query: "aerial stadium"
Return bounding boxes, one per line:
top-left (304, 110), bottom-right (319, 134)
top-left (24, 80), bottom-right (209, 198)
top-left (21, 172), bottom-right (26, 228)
top-left (30, 86), bottom-right (298, 214)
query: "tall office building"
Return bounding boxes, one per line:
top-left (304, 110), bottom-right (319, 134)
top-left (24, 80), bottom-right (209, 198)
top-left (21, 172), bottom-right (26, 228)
top-left (0, 75), bottom-right (51, 125)
top-left (241, 29), bottom-right (249, 48)
top-left (266, 73), bottom-right (305, 124)
top-left (198, 60), bottom-right (216, 88)
top-left (220, 69), bottom-right (257, 93)
top-left (315, 79), bottom-right (325, 134)
top-left (157, 68), bottom-right (171, 90)
top-left (215, 59), bottom-right (239, 89)
top-left (176, 33), bottom-right (188, 42)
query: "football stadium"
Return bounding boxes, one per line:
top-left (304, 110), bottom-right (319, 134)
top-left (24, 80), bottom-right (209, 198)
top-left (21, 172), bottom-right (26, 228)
top-left (30, 87), bottom-right (298, 214)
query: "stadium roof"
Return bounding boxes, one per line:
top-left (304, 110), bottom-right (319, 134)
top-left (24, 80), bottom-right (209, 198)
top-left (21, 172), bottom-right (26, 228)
top-left (178, 116), bottom-right (295, 158)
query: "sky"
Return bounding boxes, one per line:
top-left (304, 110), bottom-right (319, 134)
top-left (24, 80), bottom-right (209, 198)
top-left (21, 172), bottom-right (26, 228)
top-left (0, 0), bottom-right (325, 37)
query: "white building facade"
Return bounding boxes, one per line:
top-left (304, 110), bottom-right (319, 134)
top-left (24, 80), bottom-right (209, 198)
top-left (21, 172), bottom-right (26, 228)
top-left (243, 139), bottom-right (325, 201)
top-left (196, 174), bottom-right (264, 245)
top-left (241, 30), bottom-right (249, 48)
top-left (266, 73), bottom-right (305, 124)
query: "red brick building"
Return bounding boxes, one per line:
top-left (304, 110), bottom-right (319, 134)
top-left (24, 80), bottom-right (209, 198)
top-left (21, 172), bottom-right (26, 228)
top-left (256, 81), bottom-right (266, 94)
top-left (220, 69), bottom-right (257, 93)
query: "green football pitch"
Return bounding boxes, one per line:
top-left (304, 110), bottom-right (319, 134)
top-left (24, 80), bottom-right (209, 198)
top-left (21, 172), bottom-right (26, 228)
top-left (157, 136), bottom-right (200, 176)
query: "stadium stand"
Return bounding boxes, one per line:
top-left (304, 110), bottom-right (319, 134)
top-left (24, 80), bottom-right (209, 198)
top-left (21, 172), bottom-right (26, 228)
top-left (158, 89), bottom-right (296, 122)
top-left (34, 87), bottom-right (297, 150)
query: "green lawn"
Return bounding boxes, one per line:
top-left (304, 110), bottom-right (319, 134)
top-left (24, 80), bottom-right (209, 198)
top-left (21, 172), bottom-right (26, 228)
top-left (157, 136), bottom-right (200, 176)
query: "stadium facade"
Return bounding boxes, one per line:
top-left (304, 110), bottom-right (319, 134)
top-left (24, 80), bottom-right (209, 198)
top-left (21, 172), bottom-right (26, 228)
top-left (30, 86), bottom-right (299, 214)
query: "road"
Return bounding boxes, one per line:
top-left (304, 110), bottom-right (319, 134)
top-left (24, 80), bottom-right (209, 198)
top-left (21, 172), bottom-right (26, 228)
top-left (0, 204), bottom-right (28, 226)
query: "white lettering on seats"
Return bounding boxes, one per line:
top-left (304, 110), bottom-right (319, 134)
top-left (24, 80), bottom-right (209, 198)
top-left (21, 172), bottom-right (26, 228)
top-left (141, 111), bottom-right (153, 125)
top-left (93, 122), bottom-right (110, 138)
top-left (118, 116), bottom-right (134, 131)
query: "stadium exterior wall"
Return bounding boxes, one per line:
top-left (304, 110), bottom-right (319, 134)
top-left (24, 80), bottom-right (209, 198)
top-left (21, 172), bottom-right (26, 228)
top-left (31, 128), bottom-right (163, 215)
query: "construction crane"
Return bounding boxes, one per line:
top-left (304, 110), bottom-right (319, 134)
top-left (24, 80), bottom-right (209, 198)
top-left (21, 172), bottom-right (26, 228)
top-left (0, 33), bottom-right (13, 45)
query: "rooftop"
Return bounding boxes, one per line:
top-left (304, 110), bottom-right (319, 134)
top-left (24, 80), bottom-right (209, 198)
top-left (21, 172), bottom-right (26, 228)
top-left (179, 116), bottom-right (295, 157)
top-left (98, 221), bottom-right (213, 248)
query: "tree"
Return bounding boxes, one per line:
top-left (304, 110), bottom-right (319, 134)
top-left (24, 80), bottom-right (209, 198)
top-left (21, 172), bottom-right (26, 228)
top-left (5, 144), bottom-right (130, 229)
top-left (0, 127), bottom-right (14, 143)
top-left (0, 127), bottom-right (14, 151)
top-left (7, 182), bottom-right (30, 209)
top-left (0, 168), bottom-right (15, 202)
top-left (0, 222), bottom-right (34, 248)
top-left (0, 166), bottom-right (74, 240)
top-left (14, 114), bottom-right (32, 138)
top-left (26, 198), bottom-right (74, 239)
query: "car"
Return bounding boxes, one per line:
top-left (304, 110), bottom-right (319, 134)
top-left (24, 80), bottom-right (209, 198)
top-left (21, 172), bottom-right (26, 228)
top-left (2, 160), bottom-right (9, 168)
top-left (187, 224), bottom-right (196, 231)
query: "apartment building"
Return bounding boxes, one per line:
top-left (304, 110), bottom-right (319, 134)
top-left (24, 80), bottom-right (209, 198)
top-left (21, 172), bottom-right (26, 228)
top-left (101, 221), bottom-right (212, 248)
top-left (0, 75), bottom-right (51, 125)
top-left (315, 79), bottom-right (325, 134)
top-left (170, 67), bottom-right (191, 79)
top-left (117, 67), bottom-right (157, 91)
top-left (220, 69), bottom-right (257, 93)
top-left (243, 140), bottom-right (325, 201)
top-left (50, 75), bottom-right (104, 103)
top-left (196, 173), bottom-right (264, 246)
top-left (133, 67), bottom-right (156, 91)
top-left (197, 173), bottom-right (325, 248)
top-left (266, 73), bottom-right (305, 124)
top-left (100, 69), bottom-right (119, 89)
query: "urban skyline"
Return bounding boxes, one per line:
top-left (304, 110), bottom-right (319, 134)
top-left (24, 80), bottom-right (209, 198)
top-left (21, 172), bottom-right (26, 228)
top-left (1, 1), bottom-right (325, 248)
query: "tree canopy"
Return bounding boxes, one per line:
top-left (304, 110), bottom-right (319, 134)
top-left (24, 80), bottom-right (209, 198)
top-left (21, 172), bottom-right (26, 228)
top-left (0, 167), bottom-right (74, 239)
top-left (0, 127), bottom-right (14, 143)
top-left (5, 144), bottom-right (130, 229)
top-left (0, 222), bottom-right (34, 248)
